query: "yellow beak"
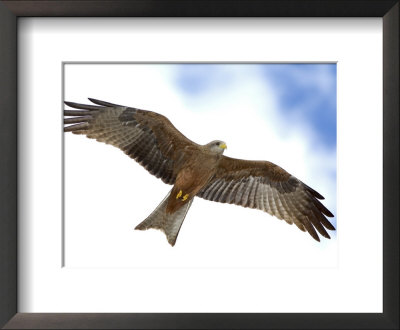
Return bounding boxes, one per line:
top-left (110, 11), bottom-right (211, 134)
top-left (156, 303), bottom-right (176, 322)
top-left (220, 143), bottom-right (227, 149)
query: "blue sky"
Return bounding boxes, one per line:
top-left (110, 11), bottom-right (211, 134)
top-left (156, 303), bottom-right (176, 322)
top-left (174, 63), bottom-right (336, 150)
top-left (261, 64), bottom-right (336, 148)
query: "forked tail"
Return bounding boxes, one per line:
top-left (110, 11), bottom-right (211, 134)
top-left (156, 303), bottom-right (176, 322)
top-left (135, 190), bottom-right (194, 246)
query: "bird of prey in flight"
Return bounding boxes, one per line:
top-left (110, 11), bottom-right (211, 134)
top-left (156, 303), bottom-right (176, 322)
top-left (64, 98), bottom-right (335, 246)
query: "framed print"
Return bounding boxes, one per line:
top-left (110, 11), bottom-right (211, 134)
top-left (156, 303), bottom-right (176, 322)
top-left (0, 1), bottom-right (398, 329)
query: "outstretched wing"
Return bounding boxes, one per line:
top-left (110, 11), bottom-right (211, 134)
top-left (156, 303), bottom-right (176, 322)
top-left (64, 98), bottom-right (198, 184)
top-left (197, 156), bottom-right (335, 241)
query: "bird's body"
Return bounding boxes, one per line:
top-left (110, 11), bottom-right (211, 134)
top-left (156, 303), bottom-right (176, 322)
top-left (167, 151), bottom-right (220, 214)
top-left (64, 98), bottom-right (335, 246)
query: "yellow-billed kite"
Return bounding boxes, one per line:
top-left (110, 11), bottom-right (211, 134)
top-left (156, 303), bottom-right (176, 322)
top-left (64, 98), bottom-right (335, 246)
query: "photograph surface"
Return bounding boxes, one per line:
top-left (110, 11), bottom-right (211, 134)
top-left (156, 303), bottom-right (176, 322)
top-left (64, 63), bottom-right (337, 268)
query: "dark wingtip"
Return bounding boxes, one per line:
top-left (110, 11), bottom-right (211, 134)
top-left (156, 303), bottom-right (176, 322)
top-left (324, 221), bottom-right (336, 231)
top-left (320, 232), bottom-right (331, 239)
top-left (64, 101), bottom-right (102, 110)
top-left (312, 235), bottom-right (321, 242)
top-left (324, 209), bottom-right (334, 218)
top-left (317, 201), bottom-right (334, 218)
top-left (88, 98), bottom-right (120, 107)
top-left (304, 183), bottom-right (325, 200)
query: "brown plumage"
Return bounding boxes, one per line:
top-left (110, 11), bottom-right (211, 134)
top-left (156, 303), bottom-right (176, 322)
top-left (64, 98), bottom-right (335, 246)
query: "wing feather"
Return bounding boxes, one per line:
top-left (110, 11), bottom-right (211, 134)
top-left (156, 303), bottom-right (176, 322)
top-left (64, 99), bottom-right (198, 185)
top-left (215, 181), bottom-right (229, 202)
top-left (226, 180), bottom-right (241, 204)
top-left (258, 184), bottom-right (266, 212)
top-left (218, 180), bottom-right (234, 203)
top-left (197, 156), bottom-right (335, 241)
top-left (265, 183), bottom-right (274, 215)
top-left (234, 180), bottom-right (247, 205)
top-left (270, 189), bottom-right (279, 217)
top-left (248, 177), bottom-right (259, 208)
top-left (208, 179), bottom-right (225, 201)
top-left (241, 176), bottom-right (254, 207)
top-left (276, 186), bottom-right (293, 223)
top-left (249, 179), bottom-right (260, 209)
top-left (280, 190), bottom-right (306, 231)
top-left (272, 188), bottom-right (285, 221)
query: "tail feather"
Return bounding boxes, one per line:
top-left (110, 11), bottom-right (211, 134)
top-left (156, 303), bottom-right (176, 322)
top-left (135, 190), bottom-right (194, 246)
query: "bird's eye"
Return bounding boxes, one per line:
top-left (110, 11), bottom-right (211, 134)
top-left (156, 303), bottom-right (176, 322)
top-left (216, 142), bottom-right (220, 146)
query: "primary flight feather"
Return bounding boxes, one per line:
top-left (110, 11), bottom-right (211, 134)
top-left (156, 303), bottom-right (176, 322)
top-left (64, 98), bottom-right (335, 246)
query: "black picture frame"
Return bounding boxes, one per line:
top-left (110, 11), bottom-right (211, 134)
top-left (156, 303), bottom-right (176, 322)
top-left (0, 1), bottom-right (398, 329)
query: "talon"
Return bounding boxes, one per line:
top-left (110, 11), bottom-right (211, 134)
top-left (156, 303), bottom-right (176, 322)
top-left (176, 190), bottom-right (182, 199)
top-left (182, 194), bottom-right (189, 201)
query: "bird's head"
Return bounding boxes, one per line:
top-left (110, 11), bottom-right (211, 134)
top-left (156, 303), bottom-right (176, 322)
top-left (206, 140), bottom-right (227, 154)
